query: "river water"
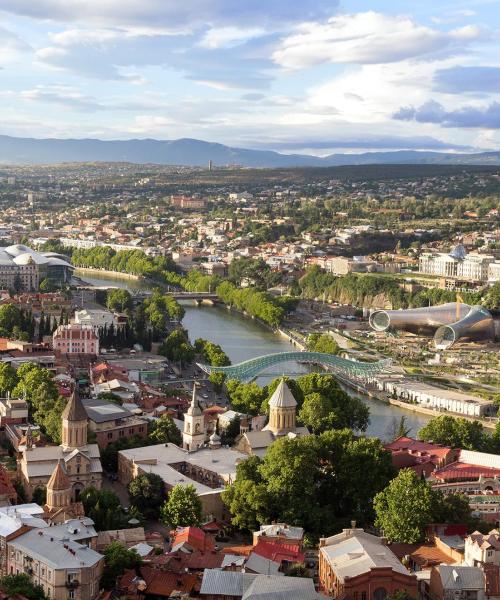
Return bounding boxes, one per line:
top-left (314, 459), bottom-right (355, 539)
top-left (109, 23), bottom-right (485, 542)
top-left (76, 270), bottom-right (432, 440)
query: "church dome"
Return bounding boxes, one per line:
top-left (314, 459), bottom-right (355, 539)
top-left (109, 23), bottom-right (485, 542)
top-left (268, 379), bottom-right (297, 408)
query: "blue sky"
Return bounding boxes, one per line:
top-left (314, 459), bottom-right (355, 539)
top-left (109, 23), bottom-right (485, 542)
top-left (0, 0), bottom-right (499, 154)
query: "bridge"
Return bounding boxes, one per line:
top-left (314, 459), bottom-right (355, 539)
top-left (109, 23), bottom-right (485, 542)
top-left (197, 351), bottom-right (392, 381)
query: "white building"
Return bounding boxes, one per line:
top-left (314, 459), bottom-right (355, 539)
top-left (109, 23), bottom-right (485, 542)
top-left (419, 246), bottom-right (495, 282)
top-left (376, 376), bottom-right (495, 417)
top-left (74, 309), bottom-right (117, 329)
top-left (465, 530), bottom-right (500, 567)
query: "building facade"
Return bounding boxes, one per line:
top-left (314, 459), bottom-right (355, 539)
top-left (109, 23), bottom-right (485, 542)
top-left (52, 324), bottom-right (99, 355)
top-left (319, 527), bottom-right (417, 600)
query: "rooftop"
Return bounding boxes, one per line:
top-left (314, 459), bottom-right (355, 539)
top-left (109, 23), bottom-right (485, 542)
top-left (9, 528), bottom-right (103, 569)
top-left (320, 529), bottom-right (411, 582)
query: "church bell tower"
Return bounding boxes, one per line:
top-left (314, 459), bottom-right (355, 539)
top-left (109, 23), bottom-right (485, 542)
top-left (183, 383), bottom-right (205, 451)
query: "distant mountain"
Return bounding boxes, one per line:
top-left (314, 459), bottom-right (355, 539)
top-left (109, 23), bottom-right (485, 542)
top-left (0, 134), bottom-right (499, 167)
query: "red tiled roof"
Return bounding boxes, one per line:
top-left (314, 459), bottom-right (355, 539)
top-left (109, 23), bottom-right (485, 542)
top-left (120, 567), bottom-right (197, 597)
top-left (385, 436), bottom-right (452, 461)
top-left (172, 526), bottom-right (215, 553)
top-left (253, 540), bottom-right (305, 564)
top-left (434, 462), bottom-right (500, 481)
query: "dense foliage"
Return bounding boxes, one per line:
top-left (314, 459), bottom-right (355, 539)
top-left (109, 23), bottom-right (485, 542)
top-left (128, 473), bottom-right (165, 520)
top-left (159, 329), bottom-right (195, 366)
top-left (161, 483), bottom-right (203, 529)
top-left (0, 574), bottom-right (47, 600)
top-left (418, 415), bottom-right (488, 451)
top-left (102, 541), bottom-right (142, 589)
top-left (222, 429), bottom-right (394, 536)
top-left (307, 332), bottom-right (340, 355)
top-left (374, 469), bottom-right (474, 543)
top-left (216, 280), bottom-right (290, 328)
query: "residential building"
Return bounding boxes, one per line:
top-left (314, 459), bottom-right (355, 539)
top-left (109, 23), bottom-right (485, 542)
top-left (253, 523), bottom-right (304, 548)
top-left (73, 309), bottom-right (118, 330)
top-left (52, 324), bottom-right (99, 355)
top-left (0, 395), bottom-right (29, 425)
top-left (199, 570), bottom-right (324, 599)
top-left (7, 527), bottom-right (104, 600)
top-left (81, 397), bottom-right (148, 448)
top-left (465, 530), bottom-right (500, 567)
top-left (319, 527), bottom-right (417, 599)
top-left (428, 565), bottom-right (485, 600)
top-left (170, 195), bottom-right (206, 210)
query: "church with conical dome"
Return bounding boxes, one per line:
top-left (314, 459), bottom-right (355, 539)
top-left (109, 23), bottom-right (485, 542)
top-left (18, 387), bottom-right (102, 505)
top-left (235, 379), bottom-right (310, 456)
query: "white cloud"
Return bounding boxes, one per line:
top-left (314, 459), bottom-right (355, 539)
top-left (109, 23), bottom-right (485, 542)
top-left (199, 26), bottom-right (266, 49)
top-left (0, 25), bottom-right (31, 64)
top-left (273, 11), bottom-right (483, 69)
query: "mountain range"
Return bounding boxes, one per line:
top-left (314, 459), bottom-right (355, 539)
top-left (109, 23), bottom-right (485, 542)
top-left (0, 134), bottom-right (499, 168)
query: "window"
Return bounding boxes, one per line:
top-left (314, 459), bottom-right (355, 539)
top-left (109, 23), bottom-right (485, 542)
top-left (107, 432), bottom-right (113, 439)
top-left (119, 430), bottom-right (124, 437)
top-left (362, 592), bottom-right (367, 600)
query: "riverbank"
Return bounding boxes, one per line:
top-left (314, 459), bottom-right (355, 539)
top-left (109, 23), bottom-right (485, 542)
top-left (75, 267), bottom-right (142, 282)
top-left (337, 373), bottom-right (496, 430)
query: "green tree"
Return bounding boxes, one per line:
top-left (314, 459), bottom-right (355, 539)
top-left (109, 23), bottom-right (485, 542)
top-left (418, 415), bottom-right (487, 450)
top-left (0, 574), bottom-right (47, 600)
top-left (148, 414), bottom-right (182, 446)
top-left (106, 288), bottom-right (133, 312)
top-left (307, 333), bottom-right (340, 355)
top-left (161, 484), bottom-right (202, 529)
top-left (226, 380), bottom-right (268, 415)
top-left (0, 362), bottom-right (18, 394)
top-left (80, 487), bottom-right (127, 531)
top-left (32, 486), bottom-right (47, 505)
top-left (223, 430), bottom-right (394, 536)
top-left (128, 473), bottom-right (165, 520)
top-left (39, 278), bottom-right (56, 293)
top-left (159, 329), bottom-right (195, 366)
top-left (374, 469), bottom-right (434, 543)
top-left (102, 541), bottom-right (141, 589)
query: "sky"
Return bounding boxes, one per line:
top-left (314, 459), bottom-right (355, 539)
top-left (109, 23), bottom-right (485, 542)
top-left (0, 0), bottom-right (499, 155)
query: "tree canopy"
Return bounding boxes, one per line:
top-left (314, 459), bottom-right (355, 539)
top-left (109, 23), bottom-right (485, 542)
top-left (223, 429), bottom-right (394, 537)
top-left (418, 415), bottom-right (488, 450)
top-left (0, 574), bottom-right (47, 600)
top-left (102, 541), bottom-right (141, 589)
top-left (161, 484), bottom-right (202, 529)
top-left (128, 473), bottom-right (165, 520)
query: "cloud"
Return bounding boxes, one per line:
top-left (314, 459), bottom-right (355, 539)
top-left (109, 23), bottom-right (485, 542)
top-left (35, 26), bottom-right (275, 88)
top-left (273, 11), bottom-right (483, 69)
top-left (0, 25), bottom-right (31, 64)
top-left (0, 0), bottom-right (336, 29)
top-left (434, 66), bottom-right (500, 93)
top-left (394, 100), bottom-right (500, 128)
top-left (18, 85), bottom-right (104, 111)
top-left (199, 26), bottom-right (266, 49)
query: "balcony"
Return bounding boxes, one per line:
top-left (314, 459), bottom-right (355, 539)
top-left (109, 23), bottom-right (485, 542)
top-left (66, 580), bottom-right (79, 589)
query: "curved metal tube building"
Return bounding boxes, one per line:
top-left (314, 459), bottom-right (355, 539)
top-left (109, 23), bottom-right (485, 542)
top-left (434, 305), bottom-right (495, 349)
top-left (369, 302), bottom-right (472, 336)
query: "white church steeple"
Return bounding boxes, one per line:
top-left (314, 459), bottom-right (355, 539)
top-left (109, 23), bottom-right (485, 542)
top-left (183, 382), bottom-right (205, 451)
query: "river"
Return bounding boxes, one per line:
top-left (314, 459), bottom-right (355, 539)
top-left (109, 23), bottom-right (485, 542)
top-left (76, 270), bottom-right (432, 440)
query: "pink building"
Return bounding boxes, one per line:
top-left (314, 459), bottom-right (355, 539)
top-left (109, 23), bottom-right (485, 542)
top-left (53, 323), bottom-right (99, 355)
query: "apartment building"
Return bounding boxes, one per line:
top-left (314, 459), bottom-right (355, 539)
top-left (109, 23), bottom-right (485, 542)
top-left (8, 528), bottom-right (104, 600)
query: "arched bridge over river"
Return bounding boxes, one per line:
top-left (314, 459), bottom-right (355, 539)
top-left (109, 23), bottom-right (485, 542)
top-left (197, 351), bottom-right (392, 382)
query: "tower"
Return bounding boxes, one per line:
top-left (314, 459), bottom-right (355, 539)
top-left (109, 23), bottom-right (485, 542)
top-left (46, 460), bottom-right (71, 511)
top-left (265, 379), bottom-right (297, 436)
top-left (183, 383), bottom-right (205, 451)
top-left (61, 387), bottom-right (88, 451)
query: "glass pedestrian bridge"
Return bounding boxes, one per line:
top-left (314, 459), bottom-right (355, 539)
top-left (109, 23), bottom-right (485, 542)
top-left (197, 351), bottom-right (392, 382)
